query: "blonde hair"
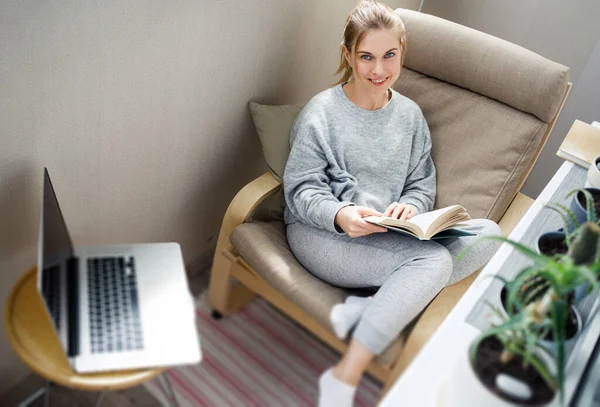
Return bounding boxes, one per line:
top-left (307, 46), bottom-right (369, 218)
top-left (334, 0), bottom-right (407, 86)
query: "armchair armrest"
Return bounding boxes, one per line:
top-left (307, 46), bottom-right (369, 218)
top-left (208, 172), bottom-right (281, 313)
top-left (215, 172), bottom-right (281, 253)
top-left (498, 192), bottom-right (534, 236)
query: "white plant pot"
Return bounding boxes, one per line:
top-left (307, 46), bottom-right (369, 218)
top-left (439, 345), bottom-right (556, 407)
top-left (586, 156), bottom-right (600, 188)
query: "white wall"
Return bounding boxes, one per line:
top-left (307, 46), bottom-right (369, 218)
top-left (422, 0), bottom-right (600, 197)
top-left (0, 0), bottom-right (413, 394)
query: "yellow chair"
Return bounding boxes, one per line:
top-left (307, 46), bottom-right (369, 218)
top-left (207, 9), bottom-right (571, 400)
top-left (4, 267), bottom-right (179, 407)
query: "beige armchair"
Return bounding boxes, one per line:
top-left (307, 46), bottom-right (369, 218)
top-left (207, 9), bottom-right (571, 400)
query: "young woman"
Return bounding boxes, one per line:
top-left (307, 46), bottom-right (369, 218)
top-left (283, 1), bottom-right (501, 405)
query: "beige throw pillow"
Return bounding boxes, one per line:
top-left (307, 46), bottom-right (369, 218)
top-left (249, 102), bottom-right (303, 182)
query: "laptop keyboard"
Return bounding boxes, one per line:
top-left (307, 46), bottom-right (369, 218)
top-left (87, 256), bottom-right (144, 354)
top-left (42, 264), bottom-right (62, 329)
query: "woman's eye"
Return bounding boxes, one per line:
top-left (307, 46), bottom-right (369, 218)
top-left (360, 55), bottom-right (372, 60)
top-left (385, 52), bottom-right (395, 58)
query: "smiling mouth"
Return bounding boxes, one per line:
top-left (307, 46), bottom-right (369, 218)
top-left (369, 77), bottom-right (389, 85)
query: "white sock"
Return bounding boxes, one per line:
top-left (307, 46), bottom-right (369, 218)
top-left (329, 296), bottom-right (371, 340)
top-left (318, 368), bottom-right (356, 407)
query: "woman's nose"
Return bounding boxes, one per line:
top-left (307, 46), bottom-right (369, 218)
top-left (372, 59), bottom-right (385, 75)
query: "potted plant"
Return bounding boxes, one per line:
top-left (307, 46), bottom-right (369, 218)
top-left (498, 275), bottom-right (582, 360)
top-left (536, 231), bottom-right (568, 256)
top-left (567, 188), bottom-right (600, 232)
top-left (443, 191), bottom-right (600, 406)
top-left (444, 306), bottom-right (557, 406)
top-left (546, 189), bottom-right (600, 303)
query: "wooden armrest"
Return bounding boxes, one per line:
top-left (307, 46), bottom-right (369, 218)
top-left (498, 192), bottom-right (534, 236)
top-left (208, 172), bottom-right (281, 313)
top-left (214, 172), bottom-right (281, 253)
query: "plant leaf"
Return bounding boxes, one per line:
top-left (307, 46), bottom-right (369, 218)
top-left (550, 299), bottom-right (568, 405)
top-left (545, 203), bottom-right (578, 242)
top-left (573, 266), bottom-right (600, 293)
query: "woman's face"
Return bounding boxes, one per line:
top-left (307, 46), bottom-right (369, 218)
top-left (344, 29), bottom-right (402, 96)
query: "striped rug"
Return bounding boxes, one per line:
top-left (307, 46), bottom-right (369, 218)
top-left (144, 297), bottom-right (382, 406)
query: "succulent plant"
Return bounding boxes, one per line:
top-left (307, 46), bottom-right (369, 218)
top-left (568, 222), bottom-right (600, 266)
top-left (460, 188), bottom-right (600, 405)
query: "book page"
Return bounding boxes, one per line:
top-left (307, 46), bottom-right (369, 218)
top-left (401, 206), bottom-right (460, 234)
top-left (363, 216), bottom-right (422, 236)
top-left (367, 206), bottom-right (461, 236)
top-left (364, 205), bottom-right (470, 239)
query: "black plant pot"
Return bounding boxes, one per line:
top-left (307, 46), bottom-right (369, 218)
top-left (536, 231), bottom-right (568, 256)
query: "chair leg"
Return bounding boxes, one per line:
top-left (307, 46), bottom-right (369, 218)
top-left (208, 255), bottom-right (255, 316)
top-left (16, 380), bottom-right (51, 407)
top-left (156, 372), bottom-right (180, 407)
top-left (207, 249), bottom-right (236, 315)
top-left (43, 381), bottom-right (51, 407)
top-left (94, 392), bottom-right (106, 407)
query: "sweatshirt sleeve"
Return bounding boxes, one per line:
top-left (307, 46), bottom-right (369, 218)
top-left (398, 114), bottom-right (436, 214)
top-left (283, 119), bottom-right (354, 234)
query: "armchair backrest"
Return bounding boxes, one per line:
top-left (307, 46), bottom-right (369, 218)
top-left (249, 10), bottom-right (570, 222)
top-left (393, 9), bottom-right (569, 220)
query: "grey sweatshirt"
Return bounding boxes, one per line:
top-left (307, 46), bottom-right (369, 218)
top-left (283, 83), bottom-right (436, 234)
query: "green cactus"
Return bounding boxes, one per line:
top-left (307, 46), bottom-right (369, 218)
top-left (515, 272), bottom-right (575, 309)
top-left (568, 222), bottom-right (600, 266)
top-left (519, 272), bottom-right (551, 305)
top-left (464, 188), bottom-right (600, 406)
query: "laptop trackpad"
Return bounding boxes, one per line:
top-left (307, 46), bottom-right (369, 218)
top-left (138, 281), bottom-right (196, 349)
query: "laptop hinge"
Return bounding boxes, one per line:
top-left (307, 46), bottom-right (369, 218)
top-left (66, 257), bottom-right (80, 357)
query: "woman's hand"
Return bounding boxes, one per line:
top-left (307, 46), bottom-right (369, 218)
top-left (335, 206), bottom-right (387, 238)
top-left (383, 202), bottom-right (418, 221)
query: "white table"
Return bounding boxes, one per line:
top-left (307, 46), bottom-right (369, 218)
top-left (380, 161), bottom-right (600, 407)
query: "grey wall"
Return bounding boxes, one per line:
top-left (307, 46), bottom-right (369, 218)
top-left (422, 0), bottom-right (600, 197)
top-left (0, 0), bottom-right (414, 395)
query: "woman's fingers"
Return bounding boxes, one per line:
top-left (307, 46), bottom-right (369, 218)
top-left (399, 205), bottom-right (416, 221)
top-left (383, 203), bottom-right (394, 217)
top-left (362, 220), bottom-right (387, 234)
top-left (391, 203), bottom-right (407, 219)
top-left (347, 216), bottom-right (386, 238)
top-left (358, 206), bottom-right (382, 217)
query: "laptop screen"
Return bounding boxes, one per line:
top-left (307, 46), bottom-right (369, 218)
top-left (38, 168), bottom-right (74, 342)
top-left (41, 168), bottom-right (74, 268)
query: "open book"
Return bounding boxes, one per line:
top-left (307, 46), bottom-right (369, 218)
top-left (364, 205), bottom-right (475, 240)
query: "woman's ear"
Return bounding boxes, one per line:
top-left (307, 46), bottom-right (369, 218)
top-left (342, 45), bottom-right (352, 69)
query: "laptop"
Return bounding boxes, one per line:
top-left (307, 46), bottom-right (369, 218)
top-left (37, 168), bottom-right (202, 373)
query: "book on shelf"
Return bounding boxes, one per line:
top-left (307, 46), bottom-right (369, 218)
top-left (364, 205), bottom-right (475, 240)
top-left (556, 120), bottom-right (600, 169)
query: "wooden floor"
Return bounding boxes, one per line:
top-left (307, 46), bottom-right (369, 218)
top-left (0, 266), bottom-right (212, 407)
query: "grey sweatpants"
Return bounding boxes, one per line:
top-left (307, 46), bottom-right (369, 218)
top-left (286, 219), bottom-right (502, 355)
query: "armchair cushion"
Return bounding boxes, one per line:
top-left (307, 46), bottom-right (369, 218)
top-left (231, 220), bottom-right (346, 328)
top-left (249, 102), bottom-right (303, 182)
top-left (394, 68), bottom-right (547, 220)
top-left (231, 220), bottom-right (402, 367)
top-left (397, 9), bottom-right (568, 123)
